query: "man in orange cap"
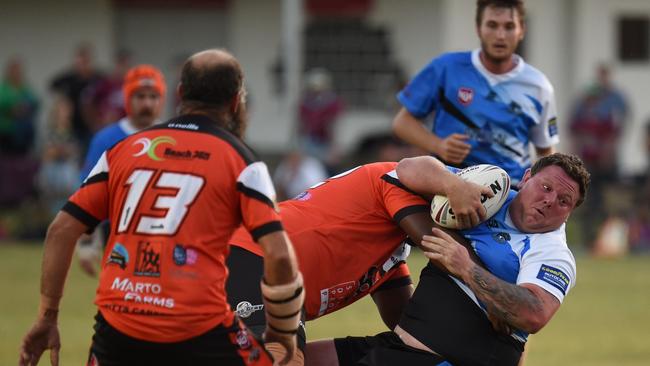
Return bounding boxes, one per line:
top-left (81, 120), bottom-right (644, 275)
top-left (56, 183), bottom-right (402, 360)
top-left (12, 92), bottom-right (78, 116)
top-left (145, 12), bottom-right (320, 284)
top-left (76, 64), bottom-right (166, 276)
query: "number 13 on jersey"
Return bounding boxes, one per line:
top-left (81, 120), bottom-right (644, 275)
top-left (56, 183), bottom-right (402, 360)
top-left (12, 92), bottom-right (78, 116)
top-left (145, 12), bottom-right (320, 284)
top-left (117, 169), bottom-right (205, 235)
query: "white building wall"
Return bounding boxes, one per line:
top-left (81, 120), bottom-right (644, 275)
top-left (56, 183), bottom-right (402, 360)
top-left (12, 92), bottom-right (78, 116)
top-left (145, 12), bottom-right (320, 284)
top-left (0, 0), bottom-right (114, 143)
top-left (230, 0), bottom-right (293, 151)
top-left (574, 0), bottom-right (650, 174)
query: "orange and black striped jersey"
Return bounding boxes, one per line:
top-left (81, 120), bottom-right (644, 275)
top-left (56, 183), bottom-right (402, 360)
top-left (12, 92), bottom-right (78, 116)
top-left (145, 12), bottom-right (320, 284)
top-left (63, 114), bottom-right (282, 342)
top-left (229, 162), bottom-right (429, 319)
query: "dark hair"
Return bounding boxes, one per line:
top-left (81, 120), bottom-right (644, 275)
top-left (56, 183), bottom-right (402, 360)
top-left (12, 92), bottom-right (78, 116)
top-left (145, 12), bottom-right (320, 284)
top-left (476, 0), bottom-right (526, 26)
top-left (180, 54), bottom-right (243, 108)
top-left (530, 153), bottom-right (590, 207)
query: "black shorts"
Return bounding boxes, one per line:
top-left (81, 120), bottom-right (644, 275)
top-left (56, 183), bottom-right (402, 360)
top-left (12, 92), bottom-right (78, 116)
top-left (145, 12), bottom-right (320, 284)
top-left (334, 331), bottom-right (446, 366)
top-left (88, 312), bottom-right (273, 366)
top-left (226, 246), bottom-right (307, 350)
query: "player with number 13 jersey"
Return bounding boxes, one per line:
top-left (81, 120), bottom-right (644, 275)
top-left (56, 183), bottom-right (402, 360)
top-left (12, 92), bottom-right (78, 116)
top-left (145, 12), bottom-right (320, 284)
top-left (64, 114), bottom-right (281, 343)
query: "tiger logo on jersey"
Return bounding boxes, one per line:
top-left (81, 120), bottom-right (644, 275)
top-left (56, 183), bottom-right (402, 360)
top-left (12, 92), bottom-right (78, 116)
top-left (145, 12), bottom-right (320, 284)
top-left (132, 136), bottom-right (176, 161)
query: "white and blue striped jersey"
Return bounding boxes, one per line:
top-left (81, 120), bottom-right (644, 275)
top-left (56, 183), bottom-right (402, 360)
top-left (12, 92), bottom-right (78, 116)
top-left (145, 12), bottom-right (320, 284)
top-left (452, 190), bottom-right (576, 343)
top-left (398, 49), bottom-right (559, 184)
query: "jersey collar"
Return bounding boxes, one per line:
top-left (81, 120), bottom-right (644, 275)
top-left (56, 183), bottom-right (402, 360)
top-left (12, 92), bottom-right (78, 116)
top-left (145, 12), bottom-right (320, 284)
top-left (471, 48), bottom-right (525, 86)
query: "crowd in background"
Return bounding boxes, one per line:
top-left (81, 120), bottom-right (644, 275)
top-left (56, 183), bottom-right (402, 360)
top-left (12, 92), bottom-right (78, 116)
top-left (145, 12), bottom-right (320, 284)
top-left (1, 43), bottom-right (649, 255)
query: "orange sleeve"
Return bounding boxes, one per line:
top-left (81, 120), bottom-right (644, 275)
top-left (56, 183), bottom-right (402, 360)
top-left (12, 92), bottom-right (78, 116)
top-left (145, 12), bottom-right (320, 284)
top-left (378, 170), bottom-right (429, 222)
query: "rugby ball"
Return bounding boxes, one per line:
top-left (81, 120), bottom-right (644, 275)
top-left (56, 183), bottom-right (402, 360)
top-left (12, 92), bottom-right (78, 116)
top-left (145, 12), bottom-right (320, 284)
top-left (431, 164), bottom-right (510, 228)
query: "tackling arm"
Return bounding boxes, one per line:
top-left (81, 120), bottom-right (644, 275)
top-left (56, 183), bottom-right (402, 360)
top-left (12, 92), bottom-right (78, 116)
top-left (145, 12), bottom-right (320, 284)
top-left (397, 156), bottom-right (493, 228)
top-left (422, 228), bottom-right (560, 334)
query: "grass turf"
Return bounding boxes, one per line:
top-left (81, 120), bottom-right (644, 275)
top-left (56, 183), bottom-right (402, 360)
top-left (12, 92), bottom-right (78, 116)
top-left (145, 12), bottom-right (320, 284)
top-left (1, 242), bottom-right (649, 365)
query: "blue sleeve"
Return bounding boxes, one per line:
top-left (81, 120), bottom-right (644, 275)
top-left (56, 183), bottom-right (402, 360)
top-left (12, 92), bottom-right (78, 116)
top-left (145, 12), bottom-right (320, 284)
top-left (397, 57), bottom-right (443, 119)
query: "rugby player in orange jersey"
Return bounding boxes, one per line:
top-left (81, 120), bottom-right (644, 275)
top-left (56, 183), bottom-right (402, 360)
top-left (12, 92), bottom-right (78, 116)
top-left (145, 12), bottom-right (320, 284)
top-left (226, 159), bottom-right (495, 365)
top-left (19, 49), bottom-right (303, 366)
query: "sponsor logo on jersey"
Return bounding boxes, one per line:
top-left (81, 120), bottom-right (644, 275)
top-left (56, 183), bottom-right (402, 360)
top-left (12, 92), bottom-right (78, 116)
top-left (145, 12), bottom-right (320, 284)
top-left (536, 264), bottom-right (570, 295)
top-left (173, 244), bottom-right (198, 266)
top-left (235, 301), bottom-right (264, 318)
top-left (132, 136), bottom-right (176, 161)
top-left (107, 243), bottom-right (129, 269)
top-left (168, 122), bottom-right (199, 130)
top-left (111, 277), bottom-right (175, 308)
top-left (134, 241), bottom-right (162, 277)
top-left (163, 147), bottom-right (211, 161)
top-left (458, 87), bottom-right (474, 105)
top-left (295, 191), bottom-right (312, 201)
top-left (548, 117), bottom-right (558, 136)
top-left (235, 329), bottom-right (252, 349)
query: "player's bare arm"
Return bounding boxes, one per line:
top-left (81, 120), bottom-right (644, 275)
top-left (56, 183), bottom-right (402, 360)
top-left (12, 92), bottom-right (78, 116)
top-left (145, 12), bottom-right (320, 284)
top-left (257, 231), bottom-right (304, 365)
top-left (371, 284), bottom-right (415, 330)
top-left (20, 211), bottom-right (89, 366)
top-left (397, 156), bottom-right (493, 227)
top-left (422, 228), bottom-right (560, 334)
top-left (392, 108), bottom-right (472, 164)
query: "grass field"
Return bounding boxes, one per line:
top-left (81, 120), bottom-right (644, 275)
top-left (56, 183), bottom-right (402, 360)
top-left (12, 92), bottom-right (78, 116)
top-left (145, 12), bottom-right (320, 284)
top-left (1, 242), bottom-right (649, 365)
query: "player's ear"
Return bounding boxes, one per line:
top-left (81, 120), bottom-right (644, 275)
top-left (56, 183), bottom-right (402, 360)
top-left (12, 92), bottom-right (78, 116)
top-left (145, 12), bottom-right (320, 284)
top-left (230, 91), bottom-right (242, 114)
top-left (518, 169), bottom-right (532, 189)
top-left (176, 83), bottom-right (183, 99)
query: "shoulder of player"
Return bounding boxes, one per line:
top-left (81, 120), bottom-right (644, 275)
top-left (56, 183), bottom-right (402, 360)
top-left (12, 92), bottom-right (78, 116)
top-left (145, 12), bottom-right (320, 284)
top-left (519, 62), bottom-right (555, 93)
top-left (525, 225), bottom-right (572, 253)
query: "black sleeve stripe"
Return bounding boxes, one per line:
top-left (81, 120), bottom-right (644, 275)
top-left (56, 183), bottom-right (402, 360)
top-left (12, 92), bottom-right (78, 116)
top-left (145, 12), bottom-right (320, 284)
top-left (381, 174), bottom-right (430, 202)
top-left (237, 182), bottom-right (275, 209)
top-left (61, 201), bottom-right (100, 230)
top-left (267, 323), bottom-right (299, 335)
top-left (250, 221), bottom-right (284, 242)
top-left (393, 205), bottom-right (429, 223)
top-left (81, 172), bottom-right (108, 188)
top-left (263, 287), bottom-right (304, 304)
top-left (372, 275), bottom-right (413, 293)
top-left (381, 174), bottom-right (417, 194)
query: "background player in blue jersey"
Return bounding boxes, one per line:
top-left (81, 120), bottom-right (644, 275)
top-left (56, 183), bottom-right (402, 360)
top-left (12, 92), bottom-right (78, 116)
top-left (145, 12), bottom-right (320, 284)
top-left (76, 65), bottom-right (166, 276)
top-left (392, 0), bottom-right (558, 185)
top-left (306, 153), bottom-right (590, 366)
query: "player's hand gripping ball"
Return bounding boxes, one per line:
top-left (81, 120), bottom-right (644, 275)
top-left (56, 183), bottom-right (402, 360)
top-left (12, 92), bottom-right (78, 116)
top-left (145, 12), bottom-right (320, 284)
top-left (431, 164), bottom-right (510, 228)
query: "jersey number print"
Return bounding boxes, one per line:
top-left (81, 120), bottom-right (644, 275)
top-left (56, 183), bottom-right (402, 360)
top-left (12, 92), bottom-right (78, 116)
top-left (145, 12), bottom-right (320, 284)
top-left (117, 169), bottom-right (205, 235)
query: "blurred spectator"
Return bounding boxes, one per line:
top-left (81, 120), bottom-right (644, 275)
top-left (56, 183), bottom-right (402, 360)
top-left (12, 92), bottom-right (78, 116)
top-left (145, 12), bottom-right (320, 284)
top-left (570, 63), bottom-right (629, 176)
top-left (36, 95), bottom-right (80, 217)
top-left (0, 57), bottom-right (38, 155)
top-left (0, 57), bottom-right (39, 209)
top-left (83, 49), bottom-right (132, 129)
top-left (50, 43), bottom-right (104, 154)
top-left (273, 150), bottom-right (329, 201)
top-left (298, 68), bottom-right (344, 168)
top-left (79, 64), bottom-right (166, 181)
top-left (570, 63), bottom-right (629, 248)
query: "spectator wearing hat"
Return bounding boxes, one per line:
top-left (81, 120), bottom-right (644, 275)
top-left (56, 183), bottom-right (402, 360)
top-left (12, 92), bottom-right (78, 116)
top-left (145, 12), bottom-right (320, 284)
top-left (76, 64), bottom-right (166, 276)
